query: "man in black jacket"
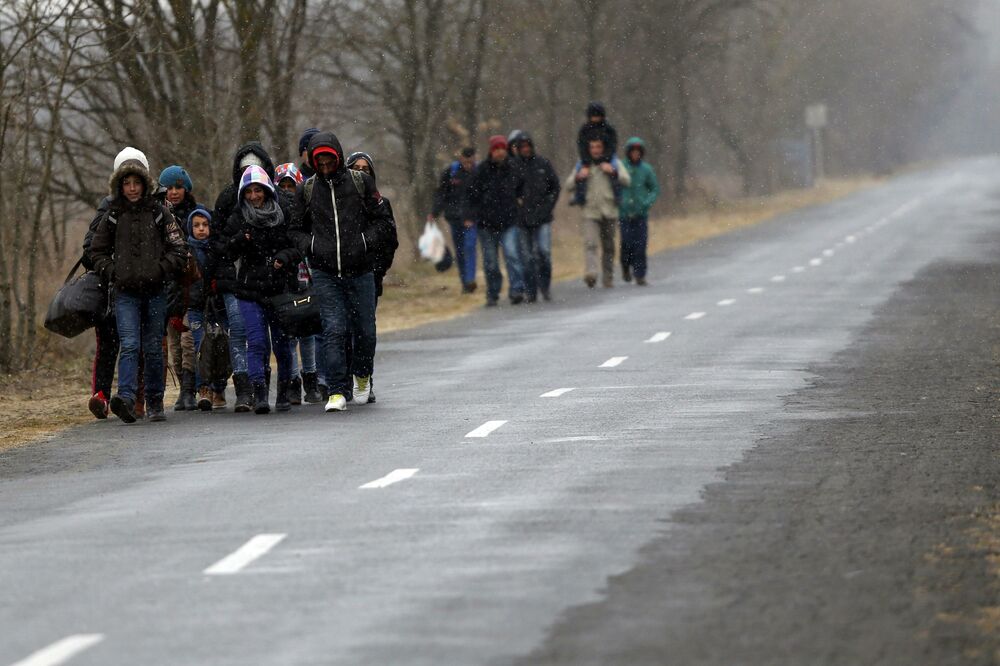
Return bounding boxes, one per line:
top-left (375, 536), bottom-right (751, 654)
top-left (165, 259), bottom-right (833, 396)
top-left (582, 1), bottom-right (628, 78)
top-left (466, 135), bottom-right (526, 307)
top-left (510, 131), bottom-right (560, 302)
top-left (289, 131), bottom-right (396, 412)
top-left (431, 146), bottom-right (478, 293)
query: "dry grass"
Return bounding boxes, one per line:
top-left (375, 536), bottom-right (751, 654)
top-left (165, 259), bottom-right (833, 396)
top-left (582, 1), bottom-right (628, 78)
top-left (0, 177), bottom-right (875, 451)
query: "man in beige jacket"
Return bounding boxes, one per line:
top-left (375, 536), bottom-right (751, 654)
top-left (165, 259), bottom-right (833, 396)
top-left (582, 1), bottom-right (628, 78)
top-left (566, 138), bottom-right (631, 288)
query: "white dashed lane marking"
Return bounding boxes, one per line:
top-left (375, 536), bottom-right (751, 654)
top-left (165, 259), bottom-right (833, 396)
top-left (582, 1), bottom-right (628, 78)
top-left (360, 468), bottom-right (419, 489)
top-left (204, 534), bottom-right (287, 575)
top-left (684, 312), bottom-right (706, 320)
top-left (10, 635), bottom-right (105, 666)
top-left (809, 258), bottom-right (823, 266)
top-left (717, 299), bottom-right (736, 307)
top-left (600, 356), bottom-right (628, 368)
top-left (465, 420), bottom-right (508, 438)
top-left (540, 388), bottom-right (576, 398)
top-left (645, 332), bottom-right (671, 343)
top-left (792, 266), bottom-right (805, 273)
top-left (770, 275), bottom-right (786, 283)
top-left (823, 249), bottom-right (835, 257)
top-left (747, 287), bottom-right (765, 294)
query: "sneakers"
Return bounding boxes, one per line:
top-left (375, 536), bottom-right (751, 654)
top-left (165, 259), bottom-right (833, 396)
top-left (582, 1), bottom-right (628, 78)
top-left (147, 396), bottom-right (166, 422)
top-left (197, 386), bottom-right (213, 411)
top-left (211, 390), bottom-right (227, 410)
top-left (109, 394), bottom-right (137, 424)
top-left (88, 392), bottom-right (109, 420)
top-left (352, 376), bottom-right (371, 404)
top-left (325, 394), bottom-right (347, 412)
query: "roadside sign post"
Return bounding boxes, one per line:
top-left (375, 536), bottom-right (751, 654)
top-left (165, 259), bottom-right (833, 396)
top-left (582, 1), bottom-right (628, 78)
top-left (805, 103), bottom-right (828, 183)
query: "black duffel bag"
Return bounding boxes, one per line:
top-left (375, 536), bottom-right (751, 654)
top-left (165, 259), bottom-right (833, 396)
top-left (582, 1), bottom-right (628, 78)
top-left (44, 257), bottom-right (109, 338)
top-left (269, 289), bottom-right (322, 338)
top-left (198, 300), bottom-right (233, 383)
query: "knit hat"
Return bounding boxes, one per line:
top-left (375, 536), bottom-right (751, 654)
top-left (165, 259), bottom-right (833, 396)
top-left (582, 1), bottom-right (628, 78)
top-left (238, 164), bottom-right (275, 197)
top-left (238, 153), bottom-right (265, 171)
top-left (274, 162), bottom-right (304, 186)
top-left (488, 135), bottom-right (508, 152)
top-left (460, 146), bottom-right (476, 158)
top-left (158, 165), bottom-right (193, 192)
top-left (586, 101), bottom-right (606, 118)
top-left (298, 128), bottom-right (320, 155)
top-left (113, 146), bottom-right (149, 172)
top-left (185, 205), bottom-right (212, 237)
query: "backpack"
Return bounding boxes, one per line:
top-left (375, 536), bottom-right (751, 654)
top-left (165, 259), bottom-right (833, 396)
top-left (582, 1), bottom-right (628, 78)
top-left (302, 169), bottom-right (366, 208)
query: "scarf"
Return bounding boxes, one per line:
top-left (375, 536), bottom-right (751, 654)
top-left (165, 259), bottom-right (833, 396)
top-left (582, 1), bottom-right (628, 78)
top-left (240, 197), bottom-right (284, 229)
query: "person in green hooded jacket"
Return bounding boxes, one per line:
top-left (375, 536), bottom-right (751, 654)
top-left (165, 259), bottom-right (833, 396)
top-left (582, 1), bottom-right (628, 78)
top-left (618, 137), bottom-right (660, 285)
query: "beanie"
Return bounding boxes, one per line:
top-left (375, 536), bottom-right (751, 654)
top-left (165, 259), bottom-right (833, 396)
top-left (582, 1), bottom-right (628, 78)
top-left (238, 164), bottom-right (275, 197)
top-left (586, 101), bottom-right (606, 118)
top-left (113, 146), bottom-right (149, 172)
top-left (238, 153), bottom-right (264, 171)
top-left (298, 128), bottom-right (320, 155)
top-left (488, 135), bottom-right (507, 152)
top-left (158, 165), bottom-right (193, 192)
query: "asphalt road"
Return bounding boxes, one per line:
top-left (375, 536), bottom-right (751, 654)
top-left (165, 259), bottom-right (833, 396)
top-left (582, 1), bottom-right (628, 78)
top-left (1, 160), bottom-right (998, 665)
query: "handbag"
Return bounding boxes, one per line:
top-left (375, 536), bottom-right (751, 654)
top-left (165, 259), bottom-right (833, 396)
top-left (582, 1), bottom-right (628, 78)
top-left (43, 257), bottom-right (109, 338)
top-left (197, 299), bottom-right (232, 382)
top-left (269, 289), bottom-right (322, 338)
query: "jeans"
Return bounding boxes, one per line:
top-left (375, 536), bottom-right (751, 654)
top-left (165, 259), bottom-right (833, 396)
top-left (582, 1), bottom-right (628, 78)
top-left (115, 290), bottom-right (167, 403)
top-left (619, 215), bottom-right (649, 279)
top-left (188, 307), bottom-right (229, 392)
top-left (290, 335), bottom-right (318, 377)
top-left (447, 219), bottom-right (478, 286)
top-left (517, 223), bottom-right (552, 299)
top-left (222, 292), bottom-right (248, 375)
top-left (237, 299), bottom-right (293, 386)
top-left (312, 269), bottom-right (377, 397)
top-left (479, 226), bottom-right (524, 301)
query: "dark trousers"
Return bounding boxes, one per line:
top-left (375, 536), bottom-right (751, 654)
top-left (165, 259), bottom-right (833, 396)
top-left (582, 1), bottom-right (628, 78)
top-left (92, 316), bottom-right (119, 397)
top-left (517, 223), bottom-right (553, 299)
top-left (313, 269), bottom-right (377, 398)
top-left (619, 215), bottom-right (649, 279)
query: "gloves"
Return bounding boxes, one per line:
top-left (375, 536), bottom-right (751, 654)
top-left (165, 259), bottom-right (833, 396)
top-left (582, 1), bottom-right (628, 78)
top-left (168, 316), bottom-right (187, 333)
top-left (274, 248), bottom-right (297, 267)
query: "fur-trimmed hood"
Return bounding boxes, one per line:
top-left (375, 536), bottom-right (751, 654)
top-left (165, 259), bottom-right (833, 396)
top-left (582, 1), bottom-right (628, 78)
top-left (109, 152), bottom-right (155, 199)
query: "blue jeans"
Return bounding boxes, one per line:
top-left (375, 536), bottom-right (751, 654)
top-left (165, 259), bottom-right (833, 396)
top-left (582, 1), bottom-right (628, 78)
top-left (517, 224), bottom-right (552, 299)
top-left (619, 215), bottom-right (649, 279)
top-left (479, 226), bottom-right (524, 301)
top-left (237, 298), bottom-right (293, 385)
top-left (222, 292), bottom-right (248, 375)
top-left (447, 219), bottom-right (478, 285)
top-left (115, 290), bottom-right (166, 403)
top-left (312, 269), bottom-right (377, 397)
top-left (290, 335), bottom-right (318, 377)
top-left (188, 307), bottom-right (229, 392)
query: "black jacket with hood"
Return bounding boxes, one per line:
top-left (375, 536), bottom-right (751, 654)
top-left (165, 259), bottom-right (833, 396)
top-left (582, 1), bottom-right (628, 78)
top-left (513, 137), bottom-right (561, 229)
top-left (289, 131), bottom-right (397, 279)
top-left (212, 142), bottom-right (282, 232)
top-left (346, 151), bottom-right (400, 297)
top-left (431, 160), bottom-right (475, 221)
top-left (89, 161), bottom-right (188, 297)
top-left (466, 157), bottom-right (525, 231)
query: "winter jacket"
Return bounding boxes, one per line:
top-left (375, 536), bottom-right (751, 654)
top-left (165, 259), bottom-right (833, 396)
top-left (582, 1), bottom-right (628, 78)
top-left (89, 161), bottom-right (188, 296)
top-left (577, 119), bottom-right (618, 165)
top-left (221, 197), bottom-right (301, 304)
top-left (564, 157), bottom-right (632, 220)
top-left (82, 196), bottom-right (112, 271)
top-left (619, 138), bottom-right (660, 219)
top-left (161, 192), bottom-right (200, 318)
top-left (289, 131), bottom-right (397, 279)
top-left (514, 153), bottom-right (561, 228)
top-left (466, 158), bottom-right (525, 231)
top-left (431, 161), bottom-right (476, 221)
top-left (346, 151), bottom-right (400, 297)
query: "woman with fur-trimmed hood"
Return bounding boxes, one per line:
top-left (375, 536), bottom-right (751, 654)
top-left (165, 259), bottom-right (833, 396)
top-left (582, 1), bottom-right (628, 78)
top-left (90, 147), bottom-right (188, 424)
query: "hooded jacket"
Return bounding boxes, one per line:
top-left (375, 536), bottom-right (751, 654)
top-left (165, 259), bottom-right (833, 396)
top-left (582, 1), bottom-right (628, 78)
top-left (212, 141), bottom-right (279, 234)
top-left (346, 151), bottom-right (399, 296)
top-left (159, 190), bottom-right (201, 317)
top-left (512, 136), bottom-right (561, 229)
top-left (289, 131), bottom-right (396, 279)
top-left (89, 159), bottom-right (188, 296)
top-left (619, 137), bottom-right (661, 219)
top-left (432, 159), bottom-right (476, 221)
top-left (466, 156), bottom-right (525, 231)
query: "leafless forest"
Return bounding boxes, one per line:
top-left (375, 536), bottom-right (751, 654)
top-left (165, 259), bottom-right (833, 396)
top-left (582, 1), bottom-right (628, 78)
top-left (0, 0), bottom-right (987, 373)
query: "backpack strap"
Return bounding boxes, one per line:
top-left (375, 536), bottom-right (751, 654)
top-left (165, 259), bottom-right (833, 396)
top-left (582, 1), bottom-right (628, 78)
top-left (303, 174), bottom-right (316, 205)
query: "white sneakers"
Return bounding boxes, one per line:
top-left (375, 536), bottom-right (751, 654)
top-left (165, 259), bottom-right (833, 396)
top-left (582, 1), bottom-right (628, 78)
top-left (325, 394), bottom-right (347, 412)
top-left (352, 376), bottom-right (371, 404)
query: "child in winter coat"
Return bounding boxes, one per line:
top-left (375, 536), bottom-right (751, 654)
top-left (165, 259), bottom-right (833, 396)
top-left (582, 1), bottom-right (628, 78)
top-left (89, 147), bottom-right (188, 423)
top-left (573, 102), bottom-right (619, 206)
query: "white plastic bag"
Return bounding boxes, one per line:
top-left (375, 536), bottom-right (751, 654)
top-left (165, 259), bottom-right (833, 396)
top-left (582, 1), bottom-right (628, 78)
top-left (418, 221), bottom-right (447, 263)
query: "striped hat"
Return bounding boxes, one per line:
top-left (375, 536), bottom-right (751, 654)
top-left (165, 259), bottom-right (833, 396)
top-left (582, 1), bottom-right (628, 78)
top-left (238, 164), bottom-right (275, 197)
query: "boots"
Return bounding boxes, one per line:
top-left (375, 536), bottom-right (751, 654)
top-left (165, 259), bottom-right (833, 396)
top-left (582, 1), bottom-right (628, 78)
top-left (233, 372), bottom-right (252, 413)
top-left (275, 380), bottom-right (291, 412)
top-left (197, 386), bottom-right (213, 411)
top-left (253, 382), bottom-right (270, 415)
top-left (288, 375), bottom-right (302, 406)
top-left (109, 394), bottom-right (137, 424)
top-left (147, 395), bottom-right (166, 422)
top-left (181, 370), bottom-right (197, 410)
top-left (302, 372), bottom-right (323, 404)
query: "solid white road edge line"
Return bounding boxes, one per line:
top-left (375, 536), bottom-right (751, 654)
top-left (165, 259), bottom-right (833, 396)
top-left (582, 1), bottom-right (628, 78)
top-left (541, 388), bottom-right (576, 398)
top-left (360, 468), bottom-right (419, 489)
top-left (645, 332), bottom-right (671, 343)
top-left (465, 420), bottom-right (508, 438)
top-left (204, 534), bottom-right (287, 575)
top-left (10, 635), bottom-right (105, 666)
top-left (684, 312), bottom-right (706, 320)
top-left (600, 356), bottom-right (628, 368)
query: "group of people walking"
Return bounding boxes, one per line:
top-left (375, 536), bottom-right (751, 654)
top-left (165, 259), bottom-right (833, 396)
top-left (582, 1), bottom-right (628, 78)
top-left (431, 102), bottom-right (660, 305)
top-left (84, 129), bottom-right (398, 423)
top-left (80, 102), bottom-right (658, 424)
